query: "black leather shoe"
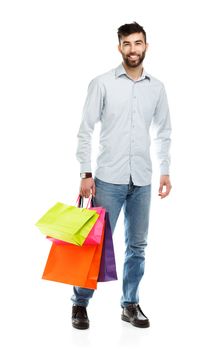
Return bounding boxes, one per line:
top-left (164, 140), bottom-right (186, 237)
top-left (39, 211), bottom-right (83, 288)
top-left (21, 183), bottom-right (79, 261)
top-left (72, 305), bottom-right (89, 330)
top-left (121, 304), bottom-right (150, 328)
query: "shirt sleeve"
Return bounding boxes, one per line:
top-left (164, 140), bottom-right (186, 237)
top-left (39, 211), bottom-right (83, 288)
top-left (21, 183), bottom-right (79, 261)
top-left (76, 78), bottom-right (104, 173)
top-left (151, 83), bottom-right (172, 175)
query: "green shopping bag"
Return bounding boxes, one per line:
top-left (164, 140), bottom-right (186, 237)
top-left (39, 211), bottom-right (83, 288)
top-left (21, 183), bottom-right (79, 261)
top-left (35, 202), bottom-right (99, 246)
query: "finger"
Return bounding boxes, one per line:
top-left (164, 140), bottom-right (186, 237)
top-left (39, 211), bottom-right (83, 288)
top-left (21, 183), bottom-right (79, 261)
top-left (79, 188), bottom-right (84, 197)
top-left (84, 190), bottom-right (90, 198)
top-left (87, 186), bottom-right (93, 198)
top-left (159, 186), bottom-right (171, 199)
top-left (81, 188), bottom-right (86, 198)
top-left (158, 187), bottom-right (166, 198)
top-left (158, 183), bottom-right (164, 196)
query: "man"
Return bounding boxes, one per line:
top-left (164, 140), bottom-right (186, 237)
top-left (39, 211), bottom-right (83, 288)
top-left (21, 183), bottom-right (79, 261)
top-left (71, 21), bottom-right (172, 329)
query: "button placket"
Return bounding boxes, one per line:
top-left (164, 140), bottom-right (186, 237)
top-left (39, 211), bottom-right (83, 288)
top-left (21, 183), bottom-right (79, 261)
top-left (132, 84), bottom-right (137, 142)
top-left (130, 83), bottom-right (135, 159)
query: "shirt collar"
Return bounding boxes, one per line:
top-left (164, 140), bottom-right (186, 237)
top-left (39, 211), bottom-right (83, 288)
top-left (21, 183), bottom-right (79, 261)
top-left (115, 63), bottom-right (150, 81)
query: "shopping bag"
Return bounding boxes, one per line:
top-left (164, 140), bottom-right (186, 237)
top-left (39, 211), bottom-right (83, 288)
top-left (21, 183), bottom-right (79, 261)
top-left (46, 195), bottom-right (106, 246)
top-left (83, 205), bottom-right (106, 245)
top-left (35, 201), bottom-right (99, 246)
top-left (42, 221), bottom-right (105, 289)
top-left (47, 206), bottom-right (105, 245)
top-left (98, 212), bottom-right (118, 282)
top-left (77, 195), bottom-right (106, 245)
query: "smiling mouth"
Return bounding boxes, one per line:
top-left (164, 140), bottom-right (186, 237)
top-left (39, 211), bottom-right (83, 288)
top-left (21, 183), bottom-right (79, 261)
top-left (128, 55), bottom-right (139, 60)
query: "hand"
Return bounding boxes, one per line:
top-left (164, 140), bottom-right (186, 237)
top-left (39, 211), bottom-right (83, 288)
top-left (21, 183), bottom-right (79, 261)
top-left (158, 175), bottom-right (172, 199)
top-left (79, 178), bottom-right (96, 198)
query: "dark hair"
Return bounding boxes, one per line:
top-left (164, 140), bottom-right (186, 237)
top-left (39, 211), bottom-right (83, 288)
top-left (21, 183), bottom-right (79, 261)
top-left (117, 21), bottom-right (147, 44)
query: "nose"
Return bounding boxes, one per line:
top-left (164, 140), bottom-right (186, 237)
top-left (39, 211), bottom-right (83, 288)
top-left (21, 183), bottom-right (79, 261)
top-left (128, 43), bottom-right (139, 54)
top-left (130, 43), bottom-right (136, 52)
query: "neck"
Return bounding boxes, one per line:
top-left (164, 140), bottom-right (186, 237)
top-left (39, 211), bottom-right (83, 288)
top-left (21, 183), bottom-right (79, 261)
top-left (122, 62), bottom-right (143, 80)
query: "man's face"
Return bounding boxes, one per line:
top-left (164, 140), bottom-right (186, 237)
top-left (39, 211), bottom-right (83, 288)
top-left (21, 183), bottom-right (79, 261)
top-left (118, 32), bottom-right (148, 68)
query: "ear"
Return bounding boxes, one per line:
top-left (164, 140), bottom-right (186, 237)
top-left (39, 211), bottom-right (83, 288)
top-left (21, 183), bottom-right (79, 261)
top-left (117, 44), bottom-right (122, 53)
top-left (145, 43), bottom-right (149, 51)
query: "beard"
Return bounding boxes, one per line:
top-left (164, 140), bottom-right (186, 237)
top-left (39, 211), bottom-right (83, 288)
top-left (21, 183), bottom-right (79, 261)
top-left (122, 50), bottom-right (146, 68)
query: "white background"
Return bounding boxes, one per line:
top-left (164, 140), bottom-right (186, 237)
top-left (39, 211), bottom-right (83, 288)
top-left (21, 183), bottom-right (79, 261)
top-left (1, 0), bottom-right (219, 349)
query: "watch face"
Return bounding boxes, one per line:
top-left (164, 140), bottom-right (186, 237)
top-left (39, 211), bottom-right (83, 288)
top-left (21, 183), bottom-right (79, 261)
top-left (81, 173), bottom-right (91, 179)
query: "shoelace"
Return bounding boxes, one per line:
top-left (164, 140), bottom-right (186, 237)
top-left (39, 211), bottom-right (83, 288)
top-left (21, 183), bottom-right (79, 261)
top-left (127, 304), bottom-right (139, 316)
top-left (73, 306), bottom-right (88, 319)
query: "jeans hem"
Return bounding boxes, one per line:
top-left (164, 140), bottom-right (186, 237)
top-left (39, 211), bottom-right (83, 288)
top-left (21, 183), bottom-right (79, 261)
top-left (72, 302), bottom-right (88, 307)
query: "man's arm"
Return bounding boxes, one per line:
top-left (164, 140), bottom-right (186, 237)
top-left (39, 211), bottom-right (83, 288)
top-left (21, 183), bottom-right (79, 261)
top-left (76, 78), bottom-right (104, 198)
top-left (151, 83), bottom-right (172, 199)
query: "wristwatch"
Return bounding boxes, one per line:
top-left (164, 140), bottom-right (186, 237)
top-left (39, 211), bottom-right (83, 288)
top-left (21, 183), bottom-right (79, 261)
top-left (80, 172), bottom-right (92, 179)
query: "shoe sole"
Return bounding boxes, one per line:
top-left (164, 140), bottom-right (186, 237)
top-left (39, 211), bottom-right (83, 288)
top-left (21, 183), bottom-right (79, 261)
top-left (121, 314), bottom-right (150, 328)
top-left (72, 322), bottom-right (89, 330)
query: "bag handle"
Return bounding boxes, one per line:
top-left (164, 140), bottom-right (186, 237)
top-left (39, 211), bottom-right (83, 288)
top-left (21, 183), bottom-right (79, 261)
top-left (75, 195), bottom-right (94, 208)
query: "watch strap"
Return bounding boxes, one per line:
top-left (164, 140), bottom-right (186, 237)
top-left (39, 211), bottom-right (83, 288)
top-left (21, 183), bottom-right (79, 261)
top-left (80, 172), bottom-right (92, 179)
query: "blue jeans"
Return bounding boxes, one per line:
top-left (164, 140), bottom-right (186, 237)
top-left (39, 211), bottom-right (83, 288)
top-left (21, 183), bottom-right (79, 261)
top-left (71, 175), bottom-right (151, 308)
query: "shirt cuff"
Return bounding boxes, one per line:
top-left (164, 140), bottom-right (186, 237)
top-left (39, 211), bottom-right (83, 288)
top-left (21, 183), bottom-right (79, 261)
top-left (80, 162), bottom-right (92, 173)
top-left (160, 164), bottom-right (170, 176)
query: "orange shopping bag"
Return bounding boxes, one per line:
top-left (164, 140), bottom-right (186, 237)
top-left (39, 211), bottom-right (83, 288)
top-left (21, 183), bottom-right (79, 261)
top-left (42, 221), bottom-right (105, 289)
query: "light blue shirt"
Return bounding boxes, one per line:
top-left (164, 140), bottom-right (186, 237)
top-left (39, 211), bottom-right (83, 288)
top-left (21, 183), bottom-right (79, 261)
top-left (76, 63), bottom-right (171, 186)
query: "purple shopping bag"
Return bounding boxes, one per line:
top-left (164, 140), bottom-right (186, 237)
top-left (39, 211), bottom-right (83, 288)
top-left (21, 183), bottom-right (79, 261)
top-left (98, 212), bottom-right (118, 282)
